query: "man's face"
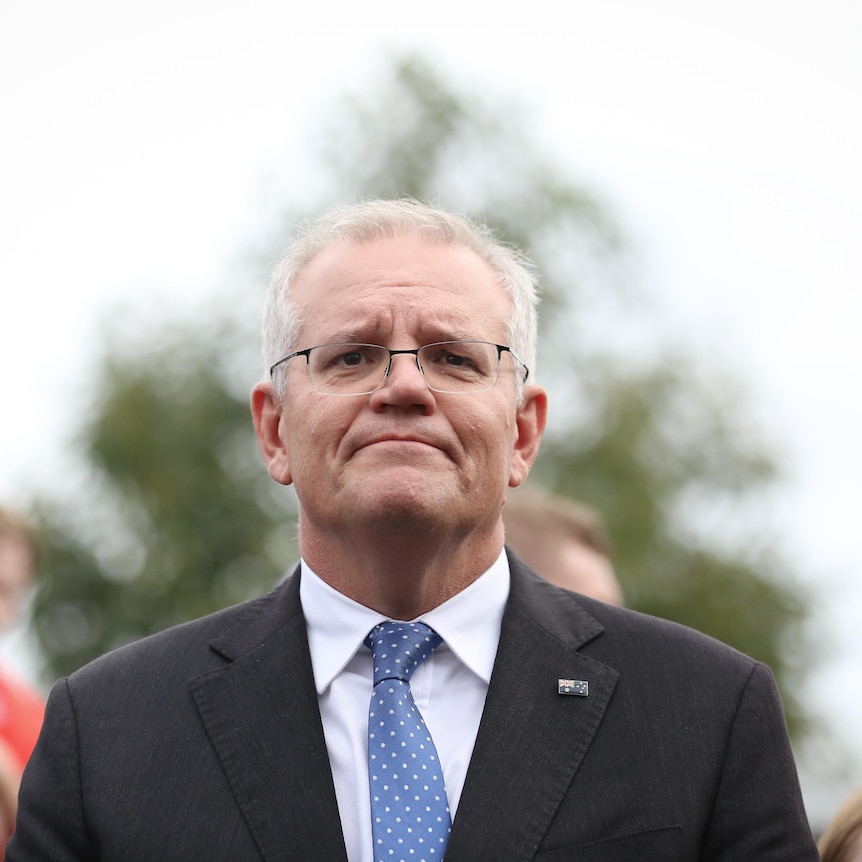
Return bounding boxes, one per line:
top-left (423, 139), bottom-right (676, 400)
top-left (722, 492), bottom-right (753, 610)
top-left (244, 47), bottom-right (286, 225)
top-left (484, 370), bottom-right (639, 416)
top-left (253, 234), bottom-right (546, 542)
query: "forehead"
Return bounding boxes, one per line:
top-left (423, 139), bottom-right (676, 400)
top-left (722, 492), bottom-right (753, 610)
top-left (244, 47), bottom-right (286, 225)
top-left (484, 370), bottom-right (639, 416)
top-left (290, 235), bottom-right (512, 341)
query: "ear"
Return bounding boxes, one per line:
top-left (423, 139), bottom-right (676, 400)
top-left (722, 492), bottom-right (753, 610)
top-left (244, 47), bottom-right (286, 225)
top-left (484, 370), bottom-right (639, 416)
top-left (509, 384), bottom-right (548, 488)
top-left (251, 382), bottom-right (293, 486)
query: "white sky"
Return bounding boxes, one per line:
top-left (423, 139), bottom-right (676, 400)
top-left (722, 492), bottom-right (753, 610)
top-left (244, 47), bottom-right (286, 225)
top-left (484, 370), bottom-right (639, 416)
top-left (1, 0), bottom-right (860, 826)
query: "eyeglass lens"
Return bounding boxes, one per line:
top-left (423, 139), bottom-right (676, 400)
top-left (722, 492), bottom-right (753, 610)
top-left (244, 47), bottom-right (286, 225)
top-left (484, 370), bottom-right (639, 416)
top-left (306, 342), bottom-right (501, 394)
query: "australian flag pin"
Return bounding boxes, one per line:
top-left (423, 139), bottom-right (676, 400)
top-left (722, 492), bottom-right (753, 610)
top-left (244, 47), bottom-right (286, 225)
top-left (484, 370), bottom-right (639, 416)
top-left (558, 678), bottom-right (589, 697)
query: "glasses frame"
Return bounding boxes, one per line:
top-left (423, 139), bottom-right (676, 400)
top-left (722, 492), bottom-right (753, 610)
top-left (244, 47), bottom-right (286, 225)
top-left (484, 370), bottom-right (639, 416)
top-left (269, 340), bottom-right (529, 396)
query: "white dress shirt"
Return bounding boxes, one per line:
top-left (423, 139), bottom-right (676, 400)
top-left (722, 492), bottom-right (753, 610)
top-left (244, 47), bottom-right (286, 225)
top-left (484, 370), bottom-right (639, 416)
top-left (299, 550), bottom-right (510, 862)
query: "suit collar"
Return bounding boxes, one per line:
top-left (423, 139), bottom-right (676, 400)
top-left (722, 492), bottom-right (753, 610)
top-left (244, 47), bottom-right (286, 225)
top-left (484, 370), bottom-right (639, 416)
top-left (206, 566), bottom-right (303, 663)
top-left (503, 547), bottom-right (607, 649)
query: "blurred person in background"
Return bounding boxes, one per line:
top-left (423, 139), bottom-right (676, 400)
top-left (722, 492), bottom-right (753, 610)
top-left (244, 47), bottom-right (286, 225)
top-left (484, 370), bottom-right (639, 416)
top-left (503, 486), bottom-right (623, 606)
top-left (0, 507), bottom-right (45, 848)
top-left (819, 785), bottom-right (862, 862)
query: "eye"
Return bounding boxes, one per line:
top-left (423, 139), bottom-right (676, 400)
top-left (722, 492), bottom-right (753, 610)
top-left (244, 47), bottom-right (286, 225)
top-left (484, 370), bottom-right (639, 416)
top-left (339, 349), bottom-right (365, 367)
top-left (442, 349), bottom-right (474, 369)
top-left (329, 345), bottom-right (382, 368)
top-left (313, 344), bottom-right (384, 374)
top-left (424, 344), bottom-right (475, 369)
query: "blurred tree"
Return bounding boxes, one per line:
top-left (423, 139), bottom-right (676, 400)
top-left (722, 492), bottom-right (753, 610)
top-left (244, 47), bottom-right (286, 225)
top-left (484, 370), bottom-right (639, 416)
top-left (29, 54), bottom-right (811, 740)
top-left (30, 316), bottom-right (296, 677)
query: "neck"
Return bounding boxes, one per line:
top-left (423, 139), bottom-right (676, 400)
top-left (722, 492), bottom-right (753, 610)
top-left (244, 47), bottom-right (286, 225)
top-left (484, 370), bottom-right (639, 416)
top-left (298, 519), bottom-right (505, 619)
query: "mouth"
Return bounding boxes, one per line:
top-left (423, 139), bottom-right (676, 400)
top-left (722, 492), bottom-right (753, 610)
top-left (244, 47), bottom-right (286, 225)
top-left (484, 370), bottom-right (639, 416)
top-left (350, 430), bottom-right (450, 462)
top-left (358, 436), bottom-right (439, 452)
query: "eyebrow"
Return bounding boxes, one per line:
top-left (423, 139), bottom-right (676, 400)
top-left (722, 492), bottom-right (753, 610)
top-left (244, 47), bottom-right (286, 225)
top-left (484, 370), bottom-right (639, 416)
top-left (320, 325), bottom-right (483, 346)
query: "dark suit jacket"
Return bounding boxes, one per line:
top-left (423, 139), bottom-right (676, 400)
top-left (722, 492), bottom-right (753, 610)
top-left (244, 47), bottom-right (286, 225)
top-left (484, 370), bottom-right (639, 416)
top-left (7, 554), bottom-right (818, 860)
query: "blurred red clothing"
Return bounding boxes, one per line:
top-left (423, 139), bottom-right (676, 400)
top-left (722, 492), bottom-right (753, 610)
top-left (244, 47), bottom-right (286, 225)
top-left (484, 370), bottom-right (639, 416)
top-left (0, 665), bottom-right (44, 847)
top-left (0, 666), bottom-right (44, 772)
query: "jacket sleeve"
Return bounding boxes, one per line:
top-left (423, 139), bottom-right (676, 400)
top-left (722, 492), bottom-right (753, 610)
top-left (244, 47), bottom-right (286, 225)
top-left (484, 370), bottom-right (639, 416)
top-left (702, 661), bottom-right (818, 861)
top-left (5, 679), bottom-right (95, 861)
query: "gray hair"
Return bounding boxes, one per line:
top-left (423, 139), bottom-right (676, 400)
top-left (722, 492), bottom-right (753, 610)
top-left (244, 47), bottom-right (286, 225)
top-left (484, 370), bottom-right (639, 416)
top-left (262, 199), bottom-right (540, 399)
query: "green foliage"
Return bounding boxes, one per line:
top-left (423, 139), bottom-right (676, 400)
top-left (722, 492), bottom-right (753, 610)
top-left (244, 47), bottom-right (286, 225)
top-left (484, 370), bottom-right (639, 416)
top-left (29, 53), bottom-right (812, 742)
top-left (31, 321), bottom-right (297, 678)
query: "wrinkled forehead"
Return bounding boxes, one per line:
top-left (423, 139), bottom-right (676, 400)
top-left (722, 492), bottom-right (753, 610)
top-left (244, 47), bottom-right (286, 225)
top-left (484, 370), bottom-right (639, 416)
top-left (290, 236), bottom-right (512, 339)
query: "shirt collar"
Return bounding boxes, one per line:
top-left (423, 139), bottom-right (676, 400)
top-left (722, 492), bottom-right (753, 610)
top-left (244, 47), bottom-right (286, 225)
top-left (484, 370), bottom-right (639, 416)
top-left (300, 549), bottom-right (510, 694)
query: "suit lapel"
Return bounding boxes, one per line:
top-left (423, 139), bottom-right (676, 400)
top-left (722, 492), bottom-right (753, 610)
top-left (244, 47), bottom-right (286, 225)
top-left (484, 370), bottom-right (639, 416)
top-left (446, 556), bottom-right (619, 862)
top-left (190, 572), bottom-right (348, 862)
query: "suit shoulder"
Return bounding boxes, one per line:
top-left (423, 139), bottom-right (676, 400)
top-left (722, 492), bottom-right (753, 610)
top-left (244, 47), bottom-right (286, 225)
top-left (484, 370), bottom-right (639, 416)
top-left (65, 577), bottom-right (298, 691)
top-left (576, 592), bottom-right (761, 677)
top-left (508, 557), bottom-right (760, 678)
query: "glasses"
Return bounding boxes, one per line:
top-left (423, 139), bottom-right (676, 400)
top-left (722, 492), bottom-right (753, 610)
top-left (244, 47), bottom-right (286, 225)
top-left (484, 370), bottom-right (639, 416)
top-left (269, 340), bottom-right (529, 396)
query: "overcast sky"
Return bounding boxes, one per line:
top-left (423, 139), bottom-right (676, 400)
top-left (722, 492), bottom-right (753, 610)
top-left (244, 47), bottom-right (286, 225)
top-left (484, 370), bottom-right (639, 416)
top-left (1, 0), bottom-right (860, 824)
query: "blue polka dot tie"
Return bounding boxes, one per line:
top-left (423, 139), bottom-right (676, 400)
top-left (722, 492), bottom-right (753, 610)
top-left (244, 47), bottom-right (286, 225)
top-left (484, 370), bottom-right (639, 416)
top-left (366, 621), bottom-right (452, 862)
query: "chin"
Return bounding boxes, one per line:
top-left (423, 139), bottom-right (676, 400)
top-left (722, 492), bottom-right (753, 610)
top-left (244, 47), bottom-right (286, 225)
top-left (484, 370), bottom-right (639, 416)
top-left (361, 482), bottom-right (452, 533)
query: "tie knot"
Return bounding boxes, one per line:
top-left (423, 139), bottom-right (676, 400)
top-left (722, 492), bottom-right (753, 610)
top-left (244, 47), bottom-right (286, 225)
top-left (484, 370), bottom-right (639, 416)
top-left (366, 621), bottom-right (442, 686)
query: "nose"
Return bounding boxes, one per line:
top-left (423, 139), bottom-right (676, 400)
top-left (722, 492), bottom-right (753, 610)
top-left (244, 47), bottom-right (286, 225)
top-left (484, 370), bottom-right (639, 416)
top-left (369, 350), bottom-right (436, 412)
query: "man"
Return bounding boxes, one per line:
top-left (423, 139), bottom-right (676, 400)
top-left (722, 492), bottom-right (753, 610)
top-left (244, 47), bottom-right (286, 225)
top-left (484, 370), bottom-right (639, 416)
top-left (8, 199), bottom-right (818, 860)
top-left (0, 507), bottom-right (45, 849)
top-left (503, 486), bottom-right (624, 606)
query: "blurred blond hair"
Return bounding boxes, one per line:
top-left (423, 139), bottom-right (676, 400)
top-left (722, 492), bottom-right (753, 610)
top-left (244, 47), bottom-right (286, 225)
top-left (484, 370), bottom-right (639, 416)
top-left (504, 487), bottom-right (623, 606)
top-left (819, 785), bottom-right (862, 862)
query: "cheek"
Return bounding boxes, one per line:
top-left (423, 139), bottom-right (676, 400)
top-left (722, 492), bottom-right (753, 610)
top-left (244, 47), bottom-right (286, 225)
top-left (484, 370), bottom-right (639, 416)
top-left (463, 406), bottom-right (515, 469)
top-left (288, 399), bottom-right (355, 463)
